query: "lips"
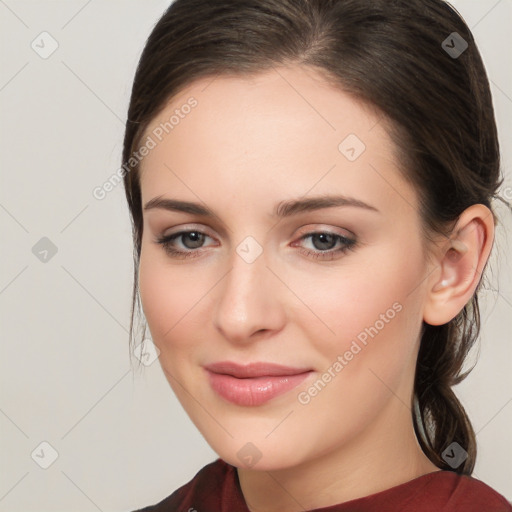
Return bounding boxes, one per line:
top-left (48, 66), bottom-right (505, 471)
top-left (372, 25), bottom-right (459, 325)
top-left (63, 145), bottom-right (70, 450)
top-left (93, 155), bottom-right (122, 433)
top-left (204, 361), bottom-right (313, 406)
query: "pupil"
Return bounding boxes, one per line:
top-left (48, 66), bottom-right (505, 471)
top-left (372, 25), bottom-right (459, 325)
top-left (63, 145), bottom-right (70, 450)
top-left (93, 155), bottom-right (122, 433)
top-left (185, 232), bottom-right (203, 248)
top-left (313, 233), bottom-right (335, 250)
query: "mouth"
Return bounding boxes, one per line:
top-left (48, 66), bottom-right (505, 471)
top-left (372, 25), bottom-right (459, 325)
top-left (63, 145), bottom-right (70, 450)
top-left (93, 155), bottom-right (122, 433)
top-left (204, 361), bottom-right (314, 407)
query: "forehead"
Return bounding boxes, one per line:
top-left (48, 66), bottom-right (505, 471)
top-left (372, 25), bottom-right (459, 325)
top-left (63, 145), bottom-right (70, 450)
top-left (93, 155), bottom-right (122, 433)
top-left (138, 65), bottom-right (417, 219)
top-left (141, 65), bottom-right (381, 163)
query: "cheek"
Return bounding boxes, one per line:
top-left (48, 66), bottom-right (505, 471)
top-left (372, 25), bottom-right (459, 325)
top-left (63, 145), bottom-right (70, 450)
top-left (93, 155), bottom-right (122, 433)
top-left (289, 254), bottom-right (425, 428)
top-left (138, 246), bottom-right (207, 354)
top-left (291, 241), bottom-right (426, 365)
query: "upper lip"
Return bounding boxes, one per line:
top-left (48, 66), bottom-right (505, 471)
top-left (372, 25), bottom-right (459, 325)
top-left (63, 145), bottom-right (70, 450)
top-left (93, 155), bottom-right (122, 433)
top-left (204, 361), bottom-right (312, 378)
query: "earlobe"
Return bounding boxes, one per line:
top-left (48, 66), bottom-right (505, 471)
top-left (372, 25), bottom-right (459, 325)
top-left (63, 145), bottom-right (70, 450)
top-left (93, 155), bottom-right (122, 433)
top-left (423, 205), bottom-right (494, 326)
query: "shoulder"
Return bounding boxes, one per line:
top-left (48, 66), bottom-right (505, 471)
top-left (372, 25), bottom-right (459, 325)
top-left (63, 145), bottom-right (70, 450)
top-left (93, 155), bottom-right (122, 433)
top-left (130, 458), bottom-right (235, 512)
top-left (409, 470), bottom-right (512, 511)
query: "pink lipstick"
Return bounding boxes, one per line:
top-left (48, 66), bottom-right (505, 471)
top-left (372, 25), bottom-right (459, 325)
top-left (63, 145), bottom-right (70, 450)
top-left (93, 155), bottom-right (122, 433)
top-left (204, 361), bottom-right (313, 406)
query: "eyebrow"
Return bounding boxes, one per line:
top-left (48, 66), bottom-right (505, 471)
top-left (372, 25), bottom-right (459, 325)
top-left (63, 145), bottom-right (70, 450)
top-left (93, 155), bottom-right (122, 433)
top-left (143, 194), bottom-right (379, 218)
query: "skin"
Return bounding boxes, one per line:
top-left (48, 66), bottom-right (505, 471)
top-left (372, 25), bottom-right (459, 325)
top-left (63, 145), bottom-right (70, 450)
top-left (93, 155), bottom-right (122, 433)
top-left (137, 65), bottom-right (494, 511)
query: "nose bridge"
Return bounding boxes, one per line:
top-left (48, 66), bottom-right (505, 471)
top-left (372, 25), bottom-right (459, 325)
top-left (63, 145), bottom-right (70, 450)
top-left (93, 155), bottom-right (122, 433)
top-left (213, 237), bottom-right (284, 342)
top-left (219, 239), bottom-right (270, 314)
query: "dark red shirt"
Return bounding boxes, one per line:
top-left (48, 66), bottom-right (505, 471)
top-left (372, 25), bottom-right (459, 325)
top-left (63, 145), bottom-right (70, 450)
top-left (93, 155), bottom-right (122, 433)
top-left (133, 458), bottom-right (512, 511)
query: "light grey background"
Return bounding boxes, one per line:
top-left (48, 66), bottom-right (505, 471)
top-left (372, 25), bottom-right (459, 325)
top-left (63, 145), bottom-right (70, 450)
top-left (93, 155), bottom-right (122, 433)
top-left (0, 1), bottom-right (511, 510)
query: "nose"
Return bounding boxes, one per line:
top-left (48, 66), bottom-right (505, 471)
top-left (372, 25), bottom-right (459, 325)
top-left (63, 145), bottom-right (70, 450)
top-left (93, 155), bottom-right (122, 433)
top-left (212, 246), bottom-right (287, 345)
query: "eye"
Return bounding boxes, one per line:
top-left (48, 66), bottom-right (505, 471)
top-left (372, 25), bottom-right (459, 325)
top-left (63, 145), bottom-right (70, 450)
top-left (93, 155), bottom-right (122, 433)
top-left (155, 228), bottom-right (357, 261)
top-left (292, 231), bottom-right (357, 260)
top-left (155, 230), bottom-right (216, 259)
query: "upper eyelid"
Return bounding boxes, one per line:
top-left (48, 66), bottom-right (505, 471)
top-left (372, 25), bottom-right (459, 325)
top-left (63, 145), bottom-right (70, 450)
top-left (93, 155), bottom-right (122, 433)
top-left (296, 225), bottom-right (355, 239)
top-left (162, 224), bottom-right (216, 238)
top-left (161, 223), bottom-right (354, 238)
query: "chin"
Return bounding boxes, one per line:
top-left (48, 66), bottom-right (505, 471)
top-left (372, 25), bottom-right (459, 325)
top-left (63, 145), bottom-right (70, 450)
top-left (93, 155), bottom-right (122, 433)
top-left (198, 424), bottom-right (317, 472)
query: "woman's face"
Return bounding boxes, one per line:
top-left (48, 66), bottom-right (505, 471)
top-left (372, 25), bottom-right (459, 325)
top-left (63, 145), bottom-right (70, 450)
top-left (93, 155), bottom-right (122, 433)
top-left (138, 65), bottom-right (433, 470)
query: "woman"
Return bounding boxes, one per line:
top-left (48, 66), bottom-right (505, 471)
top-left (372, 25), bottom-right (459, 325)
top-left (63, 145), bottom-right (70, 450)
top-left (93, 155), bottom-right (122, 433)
top-left (123, 0), bottom-right (512, 509)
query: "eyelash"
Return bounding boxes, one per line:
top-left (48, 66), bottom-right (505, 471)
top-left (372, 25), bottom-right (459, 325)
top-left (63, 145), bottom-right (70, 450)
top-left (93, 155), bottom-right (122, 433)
top-left (155, 229), bottom-right (357, 261)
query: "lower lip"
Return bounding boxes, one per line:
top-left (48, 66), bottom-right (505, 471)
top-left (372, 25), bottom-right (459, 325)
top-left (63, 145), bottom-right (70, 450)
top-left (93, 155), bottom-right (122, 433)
top-left (206, 370), bottom-right (312, 406)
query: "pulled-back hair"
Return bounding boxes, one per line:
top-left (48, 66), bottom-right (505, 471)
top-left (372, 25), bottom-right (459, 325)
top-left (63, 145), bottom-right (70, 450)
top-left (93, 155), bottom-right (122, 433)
top-left (122, 0), bottom-right (502, 474)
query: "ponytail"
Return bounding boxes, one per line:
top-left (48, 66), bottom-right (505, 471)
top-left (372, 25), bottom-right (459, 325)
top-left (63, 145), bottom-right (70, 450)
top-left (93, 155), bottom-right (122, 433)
top-left (413, 295), bottom-right (482, 474)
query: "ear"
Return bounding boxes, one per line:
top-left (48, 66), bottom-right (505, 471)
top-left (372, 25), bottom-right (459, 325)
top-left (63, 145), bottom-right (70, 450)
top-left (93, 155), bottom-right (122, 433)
top-left (423, 204), bottom-right (495, 326)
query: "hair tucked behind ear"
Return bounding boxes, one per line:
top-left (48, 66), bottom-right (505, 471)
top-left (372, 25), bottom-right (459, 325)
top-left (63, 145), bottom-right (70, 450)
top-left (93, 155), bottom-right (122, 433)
top-left (122, 0), bottom-right (503, 474)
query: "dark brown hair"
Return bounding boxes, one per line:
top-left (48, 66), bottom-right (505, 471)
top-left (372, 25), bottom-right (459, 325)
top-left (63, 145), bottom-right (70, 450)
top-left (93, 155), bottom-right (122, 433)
top-left (122, 0), bottom-right (502, 475)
